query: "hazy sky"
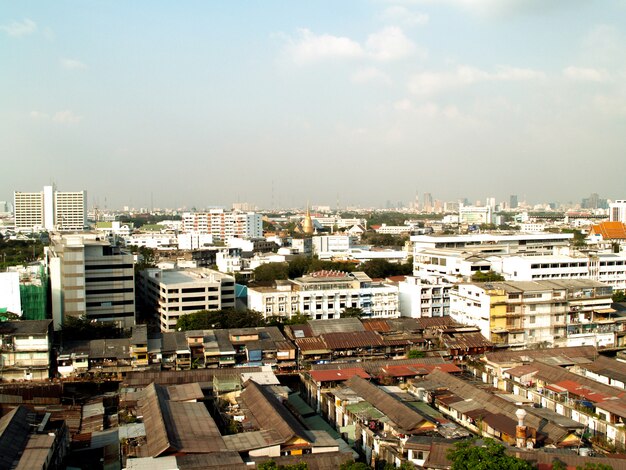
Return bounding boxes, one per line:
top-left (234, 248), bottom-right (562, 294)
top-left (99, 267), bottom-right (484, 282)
top-left (1, 1), bottom-right (625, 210)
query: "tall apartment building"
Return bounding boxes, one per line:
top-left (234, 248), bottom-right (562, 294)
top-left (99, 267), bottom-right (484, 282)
top-left (14, 185), bottom-right (86, 232)
top-left (449, 280), bottom-right (620, 349)
top-left (140, 268), bottom-right (236, 331)
top-left (181, 210), bottom-right (262, 240)
top-left (47, 233), bottom-right (135, 330)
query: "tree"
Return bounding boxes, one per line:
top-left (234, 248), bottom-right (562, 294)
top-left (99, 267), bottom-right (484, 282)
top-left (339, 462), bottom-right (371, 470)
top-left (471, 271), bottom-right (505, 282)
top-left (407, 349), bottom-right (425, 359)
top-left (176, 309), bottom-right (264, 331)
top-left (288, 256), bottom-right (312, 279)
top-left (258, 461), bottom-right (308, 470)
top-left (360, 259), bottom-right (411, 279)
top-left (575, 464), bottom-right (613, 470)
top-left (446, 438), bottom-right (535, 470)
top-left (612, 291), bottom-right (626, 303)
top-left (342, 307), bottom-right (364, 318)
top-left (254, 262), bottom-right (289, 282)
top-left (60, 315), bottom-right (121, 341)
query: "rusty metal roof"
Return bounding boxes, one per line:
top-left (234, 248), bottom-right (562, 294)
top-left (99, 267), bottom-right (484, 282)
top-left (240, 381), bottom-right (310, 444)
top-left (139, 383), bottom-right (226, 457)
top-left (345, 375), bottom-right (427, 432)
top-left (320, 330), bottom-right (384, 349)
top-left (308, 368), bottom-right (370, 383)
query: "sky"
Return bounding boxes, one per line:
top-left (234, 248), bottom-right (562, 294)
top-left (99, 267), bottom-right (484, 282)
top-left (1, 0), bottom-right (626, 210)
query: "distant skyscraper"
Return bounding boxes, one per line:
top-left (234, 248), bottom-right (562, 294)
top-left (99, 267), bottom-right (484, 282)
top-left (423, 193), bottom-right (434, 213)
top-left (510, 195), bottom-right (518, 209)
top-left (14, 185), bottom-right (86, 232)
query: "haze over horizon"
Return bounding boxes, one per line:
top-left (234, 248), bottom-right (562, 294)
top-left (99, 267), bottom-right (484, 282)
top-left (2, 1), bottom-right (625, 210)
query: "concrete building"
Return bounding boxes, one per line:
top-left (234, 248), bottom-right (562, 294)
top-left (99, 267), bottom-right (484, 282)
top-left (449, 280), bottom-right (621, 349)
top-left (0, 320), bottom-right (52, 380)
top-left (312, 235), bottom-right (356, 258)
top-left (248, 271), bottom-right (399, 321)
top-left (182, 210), bottom-right (262, 240)
top-left (459, 204), bottom-right (492, 225)
top-left (398, 274), bottom-right (452, 318)
top-left (140, 268), bottom-right (236, 331)
top-left (0, 271), bottom-right (21, 316)
top-left (47, 233), bottom-right (135, 330)
top-left (14, 185), bottom-right (86, 232)
top-left (494, 252), bottom-right (626, 292)
top-left (610, 200), bottom-right (626, 223)
top-left (411, 232), bottom-right (573, 254)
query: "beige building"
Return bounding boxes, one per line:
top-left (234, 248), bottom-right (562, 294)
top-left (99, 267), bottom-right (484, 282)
top-left (14, 185), bottom-right (86, 232)
top-left (140, 268), bottom-right (236, 331)
top-left (47, 233), bottom-right (135, 330)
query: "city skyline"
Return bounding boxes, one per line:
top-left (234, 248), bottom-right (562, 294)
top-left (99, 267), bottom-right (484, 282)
top-left (2, 1), bottom-right (626, 208)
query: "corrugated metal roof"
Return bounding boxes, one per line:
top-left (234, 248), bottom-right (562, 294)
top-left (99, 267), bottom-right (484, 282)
top-left (139, 383), bottom-right (226, 457)
top-left (240, 381), bottom-right (310, 443)
top-left (321, 330), bottom-right (384, 349)
top-left (308, 318), bottom-right (365, 336)
top-left (309, 368), bottom-right (370, 383)
top-left (345, 375), bottom-right (427, 432)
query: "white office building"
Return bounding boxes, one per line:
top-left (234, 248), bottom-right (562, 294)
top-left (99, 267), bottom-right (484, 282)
top-left (247, 271), bottom-right (399, 321)
top-left (311, 235), bottom-right (356, 258)
top-left (140, 268), bottom-right (236, 331)
top-left (14, 185), bottom-right (86, 232)
top-left (494, 252), bottom-right (626, 292)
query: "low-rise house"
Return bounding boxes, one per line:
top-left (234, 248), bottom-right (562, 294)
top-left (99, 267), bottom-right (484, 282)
top-left (411, 369), bottom-right (581, 448)
top-left (0, 319), bottom-right (52, 381)
top-left (233, 380), bottom-right (341, 458)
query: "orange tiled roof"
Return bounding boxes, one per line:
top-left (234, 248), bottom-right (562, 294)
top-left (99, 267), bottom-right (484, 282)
top-left (590, 221), bottom-right (626, 240)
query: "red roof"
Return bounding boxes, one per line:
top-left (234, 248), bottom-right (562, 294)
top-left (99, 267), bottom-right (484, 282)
top-left (309, 368), bottom-right (370, 383)
top-left (546, 380), bottom-right (612, 403)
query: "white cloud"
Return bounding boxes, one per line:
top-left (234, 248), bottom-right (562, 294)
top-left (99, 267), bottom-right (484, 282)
top-left (52, 110), bottom-right (83, 124)
top-left (382, 6), bottom-right (429, 26)
top-left (61, 58), bottom-right (87, 70)
top-left (351, 67), bottom-right (392, 85)
top-left (284, 26), bottom-right (421, 65)
top-left (365, 26), bottom-right (418, 61)
top-left (563, 66), bottom-right (610, 82)
top-left (0, 18), bottom-right (37, 37)
top-left (409, 65), bottom-right (544, 95)
top-left (30, 111), bottom-right (49, 119)
top-left (286, 28), bottom-right (363, 65)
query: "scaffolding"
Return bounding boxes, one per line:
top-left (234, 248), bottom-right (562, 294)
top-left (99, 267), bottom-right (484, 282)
top-left (19, 265), bottom-right (48, 321)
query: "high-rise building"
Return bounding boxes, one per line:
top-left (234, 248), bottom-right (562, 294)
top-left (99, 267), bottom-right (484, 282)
top-left (14, 185), bottom-right (86, 232)
top-left (423, 193), bottom-right (433, 213)
top-left (510, 195), bottom-right (518, 209)
top-left (47, 233), bottom-right (135, 330)
top-left (610, 200), bottom-right (626, 223)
